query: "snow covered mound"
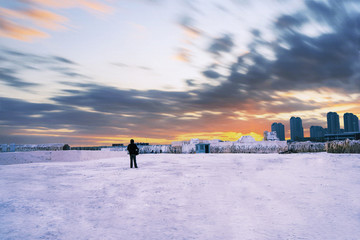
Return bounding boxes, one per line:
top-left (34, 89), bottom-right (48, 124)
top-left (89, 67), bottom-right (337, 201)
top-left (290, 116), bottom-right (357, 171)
top-left (326, 139), bottom-right (360, 153)
top-left (1, 143), bottom-right (69, 152)
top-left (238, 135), bottom-right (256, 143)
top-left (210, 141), bottom-right (287, 153)
top-left (179, 141), bottom-right (288, 153)
top-left (1, 153), bottom-right (360, 240)
top-left (287, 141), bottom-right (325, 153)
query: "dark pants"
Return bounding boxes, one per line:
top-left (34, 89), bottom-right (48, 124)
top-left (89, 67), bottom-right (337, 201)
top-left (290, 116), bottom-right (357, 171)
top-left (130, 154), bottom-right (138, 168)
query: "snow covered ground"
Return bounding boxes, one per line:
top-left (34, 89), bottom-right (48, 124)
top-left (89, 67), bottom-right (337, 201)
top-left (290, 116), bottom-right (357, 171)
top-left (1, 153), bottom-right (360, 240)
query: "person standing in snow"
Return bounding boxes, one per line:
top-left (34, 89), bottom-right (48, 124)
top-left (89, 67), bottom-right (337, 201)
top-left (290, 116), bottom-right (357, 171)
top-left (127, 139), bottom-right (139, 168)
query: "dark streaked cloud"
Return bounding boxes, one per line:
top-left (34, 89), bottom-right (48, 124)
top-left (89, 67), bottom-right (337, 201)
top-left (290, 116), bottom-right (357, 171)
top-left (111, 62), bottom-right (153, 71)
top-left (262, 99), bottom-right (322, 114)
top-left (185, 79), bottom-right (197, 87)
top-left (203, 0), bottom-right (360, 98)
top-left (0, 97), bottom-right (61, 125)
top-left (0, 67), bottom-right (38, 88)
top-left (53, 56), bottom-right (77, 65)
top-left (202, 70), bottom-right (222, 79)
top-left (275, 14), bottom-right (308, 29)
top-left (1, 0), bottom-right (360, 144)
top-left (304, 0), bottom-right (337, 24)
top-left (51, 80), bottom-right (320, 119)
top-left (49, 67), bottom-right (89, 79)
top-left (0, 97), bottom-right (128, 132)
top-left (0, 48), bottom-right (90, 87)
top-left (208, 34), bottom-right (234, 55)
top-left (51, 84), bottom-right (195, 114)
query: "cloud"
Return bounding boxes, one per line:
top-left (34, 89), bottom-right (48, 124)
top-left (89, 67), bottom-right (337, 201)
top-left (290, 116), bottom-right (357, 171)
top-left (214, 3), bottom-right (230, 13)
top-left (275, 14), bottom-right (308, 29)
top-left (185, 79), bottom-right (197, 87)
top-left (111, 62), bottom-right (152, 71)
top-left (1, 0), bottom-right (360, 144)
top-left (178, 16), bottom-right (202, 38)
top-left (0, 48), bottom-right (89, 88)
top-left (51, 84), bottom-right (194, 115)
top-left (0, 7), bottom-right (67, 30)
top-left (23, 0), bottom-right (113, 13)
top-left (0, 68), bottom-right (39, 88)
top-left (53, 56), bottom-right (76, 64)
top-left (175, 16), bottom-right (204, 63)
top-left (49, 81), bottom-right (325, 128)
top-left (177, 0), bottom-right (360, 116)
top-left (202, 70), bottom-right (222, 79)
top-left (112, 62), bottom-right (129, 68)
top-left (137, 66), bottom-right (152, 71)
top-left (173, 48), bottom-right (192, 62)
top-left (0, 81), bottom-right (355, 145)
top-left (49, 67), bottom-right (89, 78)
top-left (261, 98), bottom-right (321, 114)
top-left (304, 0), bottom-right (336, 24)
top-left (0, 0), bottom-right (113, 41)
top-left (0, 97), bottom-right (61, 124)
top-left (208, 34), bottom-right (235, 55)
top-left (209, 0), bottom-right (360, 97)
top-left (0, 18), bottom-right (48, 41)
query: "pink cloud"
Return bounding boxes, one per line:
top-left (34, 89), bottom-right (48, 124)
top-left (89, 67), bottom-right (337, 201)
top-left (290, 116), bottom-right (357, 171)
top-left (0, 0), bottom-right (113, 41)
top-left (24, 0), bottom-right (113, 13)
top-left (0, 18), bottom-right (49, 41)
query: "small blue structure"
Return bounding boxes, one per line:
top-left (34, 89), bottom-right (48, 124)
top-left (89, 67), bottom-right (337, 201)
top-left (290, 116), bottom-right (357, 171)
top-left (195, 143), bottom-right (210, 153)
top-left (1, 144), bottom-right (8, 152)
top-left (10, 143), bottom-right (16, 152)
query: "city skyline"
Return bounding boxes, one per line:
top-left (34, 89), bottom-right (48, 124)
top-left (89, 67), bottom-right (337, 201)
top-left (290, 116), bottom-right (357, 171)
top-left (272, 111), bottom-right (360, 141)
top-left (1, 0), bottom-right (360, 145)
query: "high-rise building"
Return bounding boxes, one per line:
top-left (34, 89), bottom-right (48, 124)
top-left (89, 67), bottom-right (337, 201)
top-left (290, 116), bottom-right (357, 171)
top-left (344, 113), bottom-right (359, 132)
top-left (290, 117), bottom-right (304, 141)
top-left (310, 126), bottom-right (325, 138)
top-left (271, 122), bottom-right (285, 141)
top-left (327, 112), bottom-right (340, 134)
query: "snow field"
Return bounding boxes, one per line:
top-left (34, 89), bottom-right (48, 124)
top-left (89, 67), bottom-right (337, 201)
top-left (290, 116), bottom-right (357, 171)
top-left (0, 150), bottom-right (127, 165)
top-left (1, 153), bottom-right (360, 240)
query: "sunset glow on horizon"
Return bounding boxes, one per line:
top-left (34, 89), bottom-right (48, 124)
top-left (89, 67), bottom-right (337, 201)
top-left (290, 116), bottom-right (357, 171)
top-left (1, 0), bottom-right (360, 146)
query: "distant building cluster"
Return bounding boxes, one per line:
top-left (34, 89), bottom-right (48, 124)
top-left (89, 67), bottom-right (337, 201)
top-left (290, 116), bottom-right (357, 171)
top-left (269, 112), bottom-right (360, 142)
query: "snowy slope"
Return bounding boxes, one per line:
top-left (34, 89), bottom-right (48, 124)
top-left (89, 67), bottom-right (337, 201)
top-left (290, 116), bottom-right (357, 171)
top-left (1, 153), bottom-right (360, 240)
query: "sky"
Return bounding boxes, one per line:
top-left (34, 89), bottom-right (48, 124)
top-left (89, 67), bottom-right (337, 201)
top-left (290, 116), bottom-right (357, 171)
top-left (0, 0), bottom-right (360, 146)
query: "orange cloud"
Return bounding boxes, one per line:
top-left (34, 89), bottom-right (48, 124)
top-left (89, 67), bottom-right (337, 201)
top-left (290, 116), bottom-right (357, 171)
top-left (173, 48), bottom-right (191, 62)
top-left (181, 25), bottom-right (201, 39)
top-left (0, 0), bottom-right (113, 41)
top-left (0, 7), bottom-right (67, 31)
top-left (25, 9), bottom-right (67, 29)
top-left (25, 0), bottom-right (113, 13)
top-left (0, 18), bottom-right (49, 41)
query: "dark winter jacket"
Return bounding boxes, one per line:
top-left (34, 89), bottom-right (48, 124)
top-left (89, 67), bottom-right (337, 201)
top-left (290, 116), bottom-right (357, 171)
top-left (127, 143), bottom-right (139, 155)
